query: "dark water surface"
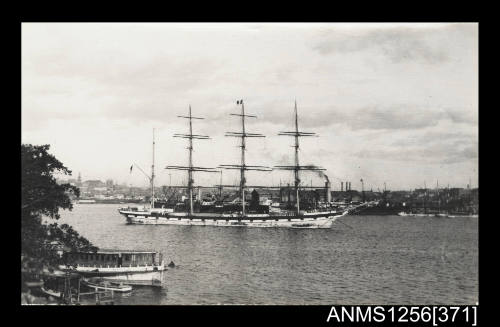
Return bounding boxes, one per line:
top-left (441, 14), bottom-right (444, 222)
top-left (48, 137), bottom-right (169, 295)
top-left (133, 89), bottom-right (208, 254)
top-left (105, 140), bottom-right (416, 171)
top-left (58, 204), bottom-right (478, 305)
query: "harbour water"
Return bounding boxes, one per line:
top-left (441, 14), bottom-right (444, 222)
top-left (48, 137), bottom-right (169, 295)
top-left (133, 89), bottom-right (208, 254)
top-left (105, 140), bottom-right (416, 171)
top-left (58, 203), bottom-right (478, 305)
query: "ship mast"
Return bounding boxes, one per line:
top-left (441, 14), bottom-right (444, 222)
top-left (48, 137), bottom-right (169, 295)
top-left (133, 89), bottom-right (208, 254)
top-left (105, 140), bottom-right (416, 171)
top-left (293, 102), bottom-right (300, 212)
top-left (130, 129), bottom-right (156, 208)
top-left (166, 105), bottom-right (218, 215)
top-left (151, 128), bottom-right (155, 209)
top-left (219, 170), bottom-right (223, 199)
top-left (424, 181), bottom-right (427, 214)
top-left (437, 179), bottom-right (440, 214)
top-left (219, 99), bottom-right (271, 217)
top-left (275, 101), bottom-right (324, 215)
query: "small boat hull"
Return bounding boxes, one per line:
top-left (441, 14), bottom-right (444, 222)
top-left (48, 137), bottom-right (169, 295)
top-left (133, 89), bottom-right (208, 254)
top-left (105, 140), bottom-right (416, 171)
top-left (66, 268), bottom-right (164, 287)
top-left (40, 286), bottom-right (61, 298)
top-left (82, 279), bottom-right (133, 292)
top-left (447, 214), bottom-right (478, 218)
top-left (61, 250), bottom-right (165, 288)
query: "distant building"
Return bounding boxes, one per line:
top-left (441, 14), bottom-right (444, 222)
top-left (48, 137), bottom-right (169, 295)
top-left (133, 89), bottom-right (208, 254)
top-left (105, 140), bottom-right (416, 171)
top-left (350, 194), bottom-right (362, 203)
top-left (83, 180), bottom-right (106, 189)
top-left (106, 179), bottom-right (114, 190)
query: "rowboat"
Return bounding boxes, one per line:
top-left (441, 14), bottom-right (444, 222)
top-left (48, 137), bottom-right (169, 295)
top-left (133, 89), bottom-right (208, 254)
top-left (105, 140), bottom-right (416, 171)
top-left (40, 286), bottom-right (61, 298)
top-left (82, 278), bottom-right (133, 292)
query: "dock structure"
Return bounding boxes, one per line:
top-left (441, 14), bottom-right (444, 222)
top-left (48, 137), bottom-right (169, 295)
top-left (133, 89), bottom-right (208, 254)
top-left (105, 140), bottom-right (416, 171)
top-left (78, 289), bottom-right (115, 305)
top-left (274, 100), bottom-right (325, 215)
top-left (166, 105), bottom-right (218, 215)
top-left (219, 99), bottom-right (271, 217)
top-left (39, 270), bottom-right (115, 305)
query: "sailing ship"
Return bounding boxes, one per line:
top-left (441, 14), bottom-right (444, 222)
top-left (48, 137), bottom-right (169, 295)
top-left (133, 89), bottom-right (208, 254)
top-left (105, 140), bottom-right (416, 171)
top-left (118, 100), bottom-right (349, 228)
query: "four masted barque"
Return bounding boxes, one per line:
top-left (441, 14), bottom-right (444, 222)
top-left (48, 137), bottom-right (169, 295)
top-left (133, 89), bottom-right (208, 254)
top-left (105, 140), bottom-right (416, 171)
top-left (118, 100), bottom-right (349, 228)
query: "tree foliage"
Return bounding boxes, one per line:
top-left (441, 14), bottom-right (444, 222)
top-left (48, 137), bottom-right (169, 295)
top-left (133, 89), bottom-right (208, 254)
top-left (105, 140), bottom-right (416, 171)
top-left (21, 144), bottom-right (97, 272)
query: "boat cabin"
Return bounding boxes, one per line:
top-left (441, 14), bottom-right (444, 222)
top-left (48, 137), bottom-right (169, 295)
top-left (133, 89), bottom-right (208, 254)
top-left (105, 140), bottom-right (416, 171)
top-left (64, 250), bottom-right (162, 268)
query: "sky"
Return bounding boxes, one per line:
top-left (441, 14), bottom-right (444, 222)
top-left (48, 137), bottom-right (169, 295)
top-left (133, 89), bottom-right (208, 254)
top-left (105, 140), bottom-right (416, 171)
top-left (21, 23), bottom-right (478, 191)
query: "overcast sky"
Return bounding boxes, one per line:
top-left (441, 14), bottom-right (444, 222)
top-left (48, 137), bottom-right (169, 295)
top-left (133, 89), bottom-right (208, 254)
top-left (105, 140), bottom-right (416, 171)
top-left (21, 23), bottom-right (478, 191)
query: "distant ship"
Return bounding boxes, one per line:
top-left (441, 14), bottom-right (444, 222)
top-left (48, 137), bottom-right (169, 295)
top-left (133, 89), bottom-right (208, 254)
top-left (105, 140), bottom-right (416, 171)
top-left (398, 211), bottom-right (438, 217)
top-left (118, 101), bottom-right (356, 228)
top-left (398, 211), bottom-right (478, 218)
top-left (77, 199), bottom-right (96, 204)
top-left (397, 181), bottom-right (478, 218)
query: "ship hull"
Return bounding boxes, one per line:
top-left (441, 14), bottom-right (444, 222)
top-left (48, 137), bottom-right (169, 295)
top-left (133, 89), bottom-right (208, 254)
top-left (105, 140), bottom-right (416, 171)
top-left (59, 265), bottom-right (165, 287)
top-left (119, 210), bottom-right (347, 228)
top-left (90, 271), bottom-right (163, 287)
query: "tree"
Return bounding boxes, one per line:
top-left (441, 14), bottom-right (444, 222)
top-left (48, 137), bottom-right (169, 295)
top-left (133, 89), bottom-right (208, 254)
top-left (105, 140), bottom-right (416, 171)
top-left (21, 144), bottom-right (97, 275)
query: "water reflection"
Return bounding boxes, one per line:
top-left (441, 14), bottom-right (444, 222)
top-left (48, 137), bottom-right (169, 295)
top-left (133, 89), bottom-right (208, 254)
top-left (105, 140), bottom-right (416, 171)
top-left (59, 204), bottom-right (478, 305)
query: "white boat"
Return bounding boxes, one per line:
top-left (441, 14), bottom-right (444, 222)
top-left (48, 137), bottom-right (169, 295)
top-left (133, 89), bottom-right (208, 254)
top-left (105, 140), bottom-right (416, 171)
top-left (40, 286), bottom-right (61, 298)
top-left (82, 278), bottom-right (132, 292)
top-left (78, 199), bottom-right (96, 204)
top-left (398, 211), bottom-right (443, 218)
top-left (442, 213), bottom-right (478, 218)
top-left (398, 211), bottom-right (415, 217)
top-left (60, 250), bottom-right (165, 287)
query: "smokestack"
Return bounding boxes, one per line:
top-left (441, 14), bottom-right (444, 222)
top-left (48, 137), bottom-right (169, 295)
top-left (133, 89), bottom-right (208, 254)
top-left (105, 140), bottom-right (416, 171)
top-left (325, 180), bottom-right (331, 203)
top-left (341, 182), bottom-right (344, 192)
top-left (198, 188), bottom-right (201, 201)
top-left (349, 182), bottom-right (351, 191)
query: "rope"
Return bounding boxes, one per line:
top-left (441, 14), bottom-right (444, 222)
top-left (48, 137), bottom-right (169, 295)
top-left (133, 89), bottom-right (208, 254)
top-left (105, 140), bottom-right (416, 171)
top-left (335, 217), bottom-right (354, 229)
